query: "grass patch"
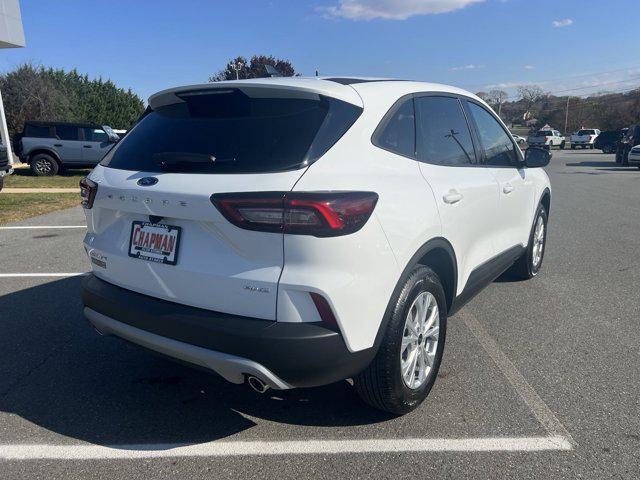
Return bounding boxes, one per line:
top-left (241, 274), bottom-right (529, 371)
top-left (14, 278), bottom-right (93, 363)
top-left (0, 193), bottom-right (80, 225)
top-left (3, 169), bottom-right (90, 188)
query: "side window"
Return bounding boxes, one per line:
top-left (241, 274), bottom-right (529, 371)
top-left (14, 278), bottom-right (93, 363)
top-left (372, 98), bottom-right (415, 158)
top-left (84, 128), bottom-right (108, 143)
top-left (467, 102), bottom-right (518, 167)
top-left (414, 96), bottom-right (476, 166)
top-left (25, 125), bottom-right (53, 138)
top-left (55, 125), bottom-right (79, 141)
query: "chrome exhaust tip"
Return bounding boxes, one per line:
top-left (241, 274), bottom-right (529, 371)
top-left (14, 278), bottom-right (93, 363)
top-left (247, 375), bottom-right (269, 394)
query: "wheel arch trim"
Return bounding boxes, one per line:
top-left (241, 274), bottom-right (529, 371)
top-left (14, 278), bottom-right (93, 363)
top-left (372, 237), bottom-right (457, 350)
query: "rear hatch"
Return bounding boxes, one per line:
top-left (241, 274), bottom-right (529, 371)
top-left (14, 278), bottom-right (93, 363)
top-left (84, 81), bottom-right (363, 320)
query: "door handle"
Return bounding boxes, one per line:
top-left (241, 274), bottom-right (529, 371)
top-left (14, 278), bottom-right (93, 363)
top-left (83, 145), bottom-right (93, 148)
top-left (53, 143), bottom-right (63, 147)
top-left (443, 190), bottom-right (463, 204)
top-left (503, 184), bottom-right (515, 194)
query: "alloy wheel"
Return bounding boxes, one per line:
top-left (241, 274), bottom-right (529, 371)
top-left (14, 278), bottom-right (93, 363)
top-left (400, 291), bottom-right (439, 390)
top-left (532, 215), bottom-right (545, 269)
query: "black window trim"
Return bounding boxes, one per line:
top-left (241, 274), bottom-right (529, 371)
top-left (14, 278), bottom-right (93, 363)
top-left (462, 98), bottom-right (524, 169)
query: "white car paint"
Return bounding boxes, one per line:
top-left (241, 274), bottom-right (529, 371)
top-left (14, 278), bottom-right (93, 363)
top-left (83, 78), bottom-right (551, 354)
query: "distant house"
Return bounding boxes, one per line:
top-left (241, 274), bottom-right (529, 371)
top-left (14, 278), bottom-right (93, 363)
top-left (0, 0), bottom-right (26, 163)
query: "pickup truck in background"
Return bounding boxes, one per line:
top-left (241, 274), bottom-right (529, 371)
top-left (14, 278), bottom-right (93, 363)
top-left (527, 129), bottom-right (566, 149)
top-left (570, 129), bottom-right (600, 149)
top-left (14, 121), bottom-right (120, 176)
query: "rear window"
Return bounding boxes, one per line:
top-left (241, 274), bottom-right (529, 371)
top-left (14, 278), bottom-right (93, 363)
top-left (577, 130), bottom-right (596, 135)
top-left (101, 89), bottom-right (362, 174)
top-left (535, 131), bottom-right (553, 137)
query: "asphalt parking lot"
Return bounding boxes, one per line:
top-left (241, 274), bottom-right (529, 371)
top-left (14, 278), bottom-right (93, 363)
top-left (0, 149), bottom-right (639, 479)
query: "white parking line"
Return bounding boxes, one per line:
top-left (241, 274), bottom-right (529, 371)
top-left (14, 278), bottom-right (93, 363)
top-left (0, 436), bottom-right (572, 460)
top-left (0, 225), bottom-right (86, 230)
top-left (462, 311), bottom-right (577, 447)
top-left (0, 273), bottom-right (88, 278)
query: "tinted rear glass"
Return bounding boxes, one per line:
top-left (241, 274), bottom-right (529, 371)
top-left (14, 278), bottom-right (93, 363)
top-left (101, 89), bottom-right (362, 174)
top-left (577, 130), bottom-right (596, 135)
top-left (25, 124), bottom-right (53, 138)
top-left (535, 131), bottom-right (553, 136)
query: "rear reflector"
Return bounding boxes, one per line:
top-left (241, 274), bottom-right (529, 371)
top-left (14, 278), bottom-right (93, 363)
top-left (80, 177), bottom-right (98, 209)
top-left (211, 191), bottom-right (378, 237)
top-left (309, 292), bottom-right (339, 330)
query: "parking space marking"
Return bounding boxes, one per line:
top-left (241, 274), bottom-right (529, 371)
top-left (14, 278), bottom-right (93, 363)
top-left (0, 226), bottom-right (86, 230)
top-left (0, 436), bottom-right (572, 460)
top-left (462, 311), bottom-right (576, 447)
top-left (0, 273), bottom-right (88, 278)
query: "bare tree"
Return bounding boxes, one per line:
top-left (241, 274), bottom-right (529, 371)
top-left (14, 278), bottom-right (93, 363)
top-left (487, 89), bottom-right (508, 116)
top-left (517, 85), bottom-right (545, 112)
top-left (475, 91), bottom-right (488, 101)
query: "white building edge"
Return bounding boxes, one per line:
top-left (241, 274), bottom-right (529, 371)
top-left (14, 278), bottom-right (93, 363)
top-left (0, 0), bottom-right (25, 165)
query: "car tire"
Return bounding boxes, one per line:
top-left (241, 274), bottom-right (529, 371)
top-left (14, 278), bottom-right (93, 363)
top-left (0, 175), bottom-right (3, 192)
top-left (590, 144), bottom-right (594, 150)
top-left (354, 265), bottom-right (447, 415)
top-left (509, 205), bottom-right (548, 280)
top-left (30, 153), bottom-right (59, 176)
top-left (571, 145), bottom-right (575, 150)
top-left (560, 141), bottom-right (565, 150)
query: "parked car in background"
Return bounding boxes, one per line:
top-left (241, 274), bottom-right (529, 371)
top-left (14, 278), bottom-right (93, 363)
top-left (627, 145), bottom-right (640, 169)
top-left (528, 129), bottom-right (565, 149)
top-left (617, 125), bottom-right (640, 166)
top-left (0, 142), bottom-right (10, 192)
top-left (15, 121), bottom-right (119, 176)
top-left (512, 134), bottom-right (527, 145)
top-left (80, 77), bottom-right (552, 415)
top-left (594, 129), bottom-right (625, 154)
top-left (570, 129), bottom-right (600, 149)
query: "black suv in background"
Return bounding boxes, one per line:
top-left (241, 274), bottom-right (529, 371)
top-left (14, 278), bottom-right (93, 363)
top-left (14, 121), bottom-right (119, 176)
top-left (594, 130), bottom-right (625, 154)
top-left (0, 142), bottom-right (9, 192)
top-left (617, 125), bottom-right (640, 166)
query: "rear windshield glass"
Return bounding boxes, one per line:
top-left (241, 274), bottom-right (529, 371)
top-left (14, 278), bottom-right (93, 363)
top-left (101, 89), bottom-right (362, 174)
top-left (577, 130), bottom-right (596, 135)
top-left (535, 131), bottom-right (553, 136)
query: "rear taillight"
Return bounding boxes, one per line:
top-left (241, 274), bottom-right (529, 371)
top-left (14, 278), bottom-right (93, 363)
top-left (211, 191), bottom-right (378, 237)
top-left (80, 177), bottom-right (98, 209)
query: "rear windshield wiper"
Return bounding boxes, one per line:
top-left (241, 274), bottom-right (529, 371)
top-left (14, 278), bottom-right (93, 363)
top-left (153, 152), bottom-right (236, 170)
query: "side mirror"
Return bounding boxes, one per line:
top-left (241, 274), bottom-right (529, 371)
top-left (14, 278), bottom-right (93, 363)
top-left (524, 147), bottom-right (551, 168)
top-left (108, 135), bottom-right (119, 143)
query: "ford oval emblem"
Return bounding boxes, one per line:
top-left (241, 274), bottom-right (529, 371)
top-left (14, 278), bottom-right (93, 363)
top-left (137, 177), bottom-right (158, 187)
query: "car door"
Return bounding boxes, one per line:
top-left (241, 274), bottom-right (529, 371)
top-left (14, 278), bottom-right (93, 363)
top-left (464, 100), bottom-right (537, 255)
top-left (81, 127), bottom-right (113, 164)
top-left (52, 124), bottom-right (83, 163)
top-left (414, 95), bottom-right (500, 295)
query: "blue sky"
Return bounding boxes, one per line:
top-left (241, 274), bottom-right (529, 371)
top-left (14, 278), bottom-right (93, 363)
top-left (2, 0), bottom-right (638, 102)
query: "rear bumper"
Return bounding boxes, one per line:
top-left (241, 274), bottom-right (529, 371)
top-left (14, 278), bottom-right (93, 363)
top-left (82, 275), bottom-right (375, 388)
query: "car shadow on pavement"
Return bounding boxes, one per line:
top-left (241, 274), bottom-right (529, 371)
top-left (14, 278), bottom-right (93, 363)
top-left (0, 277), bottom-right (394, 447)
top-left (565, 161), bottom-right (618, 167)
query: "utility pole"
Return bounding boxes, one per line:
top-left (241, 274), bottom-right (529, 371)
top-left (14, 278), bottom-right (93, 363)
top-left (564, 96), bottom-right (570, 134)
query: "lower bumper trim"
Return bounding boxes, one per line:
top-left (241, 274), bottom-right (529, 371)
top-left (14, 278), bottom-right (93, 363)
top-left (84, 307), bottom-right (293, 390)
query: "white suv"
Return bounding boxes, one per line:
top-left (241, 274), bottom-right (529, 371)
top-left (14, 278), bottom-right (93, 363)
top-left (80, 78), bottom-right (551, 414)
